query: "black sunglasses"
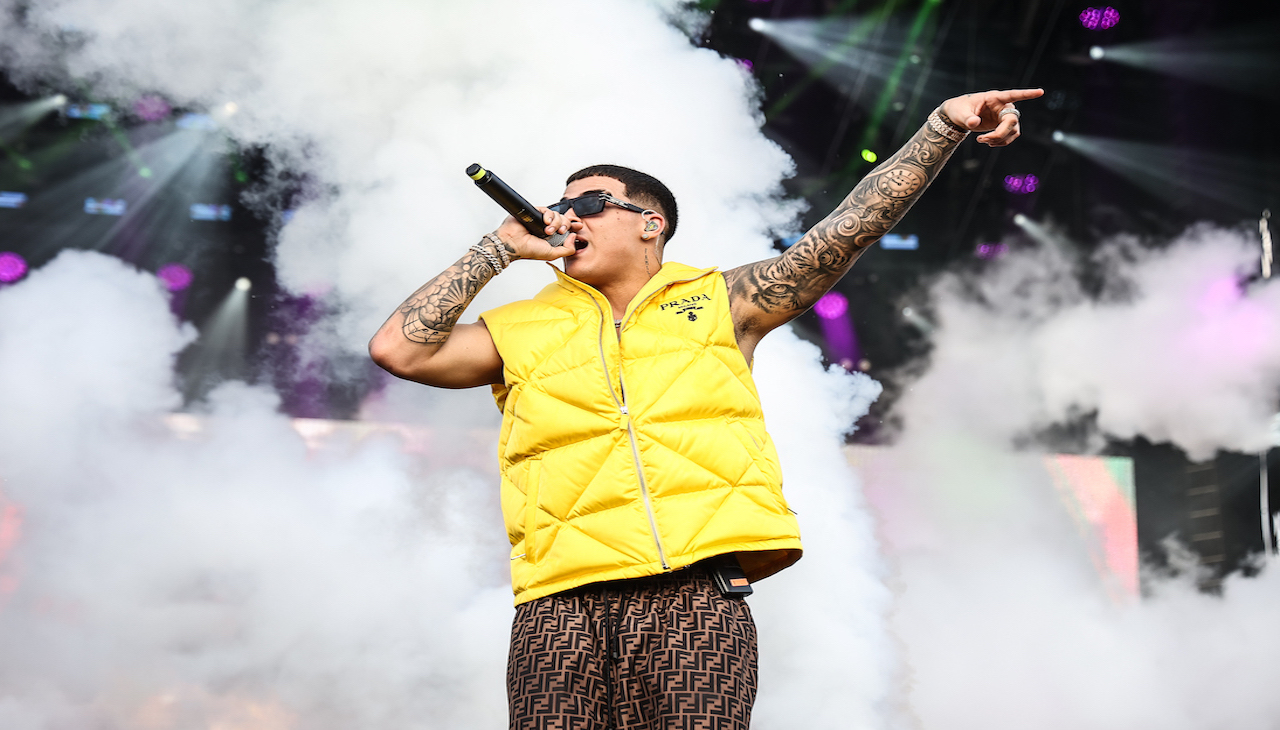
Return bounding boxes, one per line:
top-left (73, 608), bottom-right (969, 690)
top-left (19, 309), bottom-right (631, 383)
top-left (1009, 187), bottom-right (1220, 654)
top-left (548, 192), bottom-right (647, 217)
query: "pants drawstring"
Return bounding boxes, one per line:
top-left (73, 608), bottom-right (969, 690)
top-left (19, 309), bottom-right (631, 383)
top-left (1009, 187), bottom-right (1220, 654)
top-left (603, 590), bottom-right (620, 730)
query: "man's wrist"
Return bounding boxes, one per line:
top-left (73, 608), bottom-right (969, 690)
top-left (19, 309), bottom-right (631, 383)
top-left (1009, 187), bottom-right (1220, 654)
top-left (928, 107), bottom-right (970, 143)
top-left (484, 232), bottom-right (520, 263)
top-left (469, 237), bottom-right (506, 275)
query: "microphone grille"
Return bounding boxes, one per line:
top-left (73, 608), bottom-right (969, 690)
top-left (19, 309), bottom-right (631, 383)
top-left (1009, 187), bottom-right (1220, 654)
top-left (546, 231), bottom-right (569, 248)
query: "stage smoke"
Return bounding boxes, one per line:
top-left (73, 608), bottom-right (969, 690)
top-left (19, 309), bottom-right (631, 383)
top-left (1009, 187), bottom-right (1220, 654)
top-left (877, 225), bottom-right (1280, 729)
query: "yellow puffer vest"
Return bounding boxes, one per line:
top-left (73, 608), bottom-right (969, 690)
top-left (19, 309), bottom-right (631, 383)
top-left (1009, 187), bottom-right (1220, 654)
top-left (481, 261), bottom-right (802, 605)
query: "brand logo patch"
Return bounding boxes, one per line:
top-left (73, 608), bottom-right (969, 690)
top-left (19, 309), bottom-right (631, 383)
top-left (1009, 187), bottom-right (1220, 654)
top-left (658, 294), bottom-right (710, 322)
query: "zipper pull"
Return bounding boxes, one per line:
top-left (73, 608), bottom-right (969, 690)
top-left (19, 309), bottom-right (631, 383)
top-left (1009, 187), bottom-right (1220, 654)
top-left (620, 404), bottom-right (629, 415)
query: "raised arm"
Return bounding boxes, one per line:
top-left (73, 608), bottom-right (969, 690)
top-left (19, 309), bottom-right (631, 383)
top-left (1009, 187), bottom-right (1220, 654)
top-left (369, 212), bottom-right (577, 389)
top-left (724, 88), bottom-right (1043, 356)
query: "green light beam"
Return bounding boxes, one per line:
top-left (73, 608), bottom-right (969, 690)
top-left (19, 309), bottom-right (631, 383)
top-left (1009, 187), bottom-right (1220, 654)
top-left (759, 5), bottom-right (902, 121)
top-left (849, 0), bottom-right (941, 170)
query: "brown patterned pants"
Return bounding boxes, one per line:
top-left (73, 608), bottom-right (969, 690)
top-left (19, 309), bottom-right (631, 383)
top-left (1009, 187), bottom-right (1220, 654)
top-left (507, 566), bottom-right (759, 730)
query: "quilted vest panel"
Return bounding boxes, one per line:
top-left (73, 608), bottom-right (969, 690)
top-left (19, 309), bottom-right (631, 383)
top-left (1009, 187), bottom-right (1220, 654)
top-left (482, 261), bottom-right (802, 605)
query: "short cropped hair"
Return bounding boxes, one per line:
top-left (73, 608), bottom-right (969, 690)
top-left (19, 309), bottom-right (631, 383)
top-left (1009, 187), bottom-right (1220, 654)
top-left (566, 164), bottom-right (679, 244)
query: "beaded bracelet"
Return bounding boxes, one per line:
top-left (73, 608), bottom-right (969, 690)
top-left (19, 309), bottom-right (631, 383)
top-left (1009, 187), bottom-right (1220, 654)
top-left (927, 107), bottom-right (970, 143)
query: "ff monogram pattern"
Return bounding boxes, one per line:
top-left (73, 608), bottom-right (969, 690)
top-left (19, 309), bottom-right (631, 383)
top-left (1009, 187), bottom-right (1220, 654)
top-left (507, 567), bottom-right (758, 730)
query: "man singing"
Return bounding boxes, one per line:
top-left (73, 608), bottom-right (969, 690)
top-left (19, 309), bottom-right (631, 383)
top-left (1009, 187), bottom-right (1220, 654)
top-left (370, 88), bottom-right (1042, 730)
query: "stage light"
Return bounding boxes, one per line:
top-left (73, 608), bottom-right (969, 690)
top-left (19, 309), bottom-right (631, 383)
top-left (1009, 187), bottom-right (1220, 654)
top-left (0, 192), bottom-right (27, 209)
top-left (157, 263), bottom-right (193, 292)
top-left (190, 203), bottom-right (232, 221)
top-left (1090, 46), bottom-right (1106, 60)
top-left (222, 102), bottom-right (239, 116)
top-left (133, 95), bottom-right (171, 122)
top-left (65, 103), bottom-right (112, 120)
top-left (1089, 29), bottom-right (1278, 97)
top-left (814, 291), bottom-right (849, 320)
top-left (901, 306), bottom-right (933, 334)
top-left (975, 242), bottom-right (1009, 259)
top-left (1010, 213), bottom-right (1077, 250)
top-left (1, 95), bottom-right (73, 143)
top-left (1052, 130), bottom-right (1066, 143)
top-left (1003, 174), bottom-right (1039, 194)
top-left (176, 113), bottom-right (218, 131)
top-left (814, 291), bottom-right (860, 365)
top-left (1052, 132), bottom-right (1271, 213)
top-left (749, 15), bottom-right (918, 103)
top-left (880, 233), bottom-right (919, 250)
top-left (1079, 7), bottom-right (1119, 30)
top-left (861, 149), bottom-right (878, 163)
top-left (184, 277), bottom-right (252, 400)
top-left (84, 198), bottom-right (127, 216)
top-left (736, 58), bottom-right (754, 72)
top-left (0, 252), bottom-right (27, 283)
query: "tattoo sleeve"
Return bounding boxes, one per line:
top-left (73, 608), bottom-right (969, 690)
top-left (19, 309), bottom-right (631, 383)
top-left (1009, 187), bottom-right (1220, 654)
top-left (725, 119), bottom-right (963, 324)
top-left (396, 238), bottom-right (513, 344)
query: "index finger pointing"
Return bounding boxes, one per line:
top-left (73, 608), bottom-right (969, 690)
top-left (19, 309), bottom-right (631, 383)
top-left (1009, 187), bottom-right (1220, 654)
top-left (993, 88), bottom-right (1045, 104)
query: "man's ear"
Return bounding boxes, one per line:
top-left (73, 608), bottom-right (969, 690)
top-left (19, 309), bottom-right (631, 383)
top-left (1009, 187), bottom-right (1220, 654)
top-left (640, 210), bottom-right (665, 241)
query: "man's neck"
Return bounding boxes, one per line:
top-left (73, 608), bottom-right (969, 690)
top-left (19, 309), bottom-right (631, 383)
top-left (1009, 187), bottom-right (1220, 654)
top-left (597, 267), bottom-right (660, 321)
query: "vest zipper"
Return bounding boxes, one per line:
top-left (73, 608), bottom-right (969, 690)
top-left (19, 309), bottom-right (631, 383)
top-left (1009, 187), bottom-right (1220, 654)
top-left (569, 281), bottom-right (668, 569)
top-left (612, 273), bottom-right (709, 572)
top-left (563, 270), bottom-right (714, 573)
top-left (622, 395), bottom-right (668, 570)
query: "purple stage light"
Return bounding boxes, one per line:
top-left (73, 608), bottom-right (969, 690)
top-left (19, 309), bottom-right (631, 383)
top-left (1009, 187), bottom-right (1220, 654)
top-left (1197, 275), bottom-right (1243, 314)
top-left (1003, 174), bottom-right (1040, 194)
top-left (0, 252), bottom-right (28, 283)
top-left (814, 291), bottom-right (849, 320)
top-left (736, 58), bottom-right (754, 72)
top-left (976, 243), bottom-right (1008, 260)
top-left (133, 95), bottom-right (171, 122)
top-left (157, 263), bottom-right (194, 292)
top-left (1080, 7), bottom-right (1119, 30)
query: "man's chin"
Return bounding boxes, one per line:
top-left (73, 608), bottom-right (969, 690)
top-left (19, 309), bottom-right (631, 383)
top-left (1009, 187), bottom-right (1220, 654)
top-left (563, 259), bottom-right (601, 285)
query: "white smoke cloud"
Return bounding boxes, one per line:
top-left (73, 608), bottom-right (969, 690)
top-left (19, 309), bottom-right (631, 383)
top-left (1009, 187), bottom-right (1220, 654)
top-left (876, 225), bottom-right (1280, 730)
top-left (0, 251), bottom-right (515, 729)
top-left (908, 225), bottom-right (1280, 459)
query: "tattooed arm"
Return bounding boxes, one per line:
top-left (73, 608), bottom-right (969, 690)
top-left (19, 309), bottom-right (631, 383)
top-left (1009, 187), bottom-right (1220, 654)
top-left (369, 212), bottom-right (577, 388)
top-left (723, 88), bottom-right (1043, 362)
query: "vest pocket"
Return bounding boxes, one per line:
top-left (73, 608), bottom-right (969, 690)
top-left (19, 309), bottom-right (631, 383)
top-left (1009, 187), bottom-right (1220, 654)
top-left (523, 457), bottom-right (542, 565)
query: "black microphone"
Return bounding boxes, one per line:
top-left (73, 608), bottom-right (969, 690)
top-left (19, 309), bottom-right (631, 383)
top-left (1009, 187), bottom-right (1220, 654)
top-left (467, 163), bottom-right (568, 247)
